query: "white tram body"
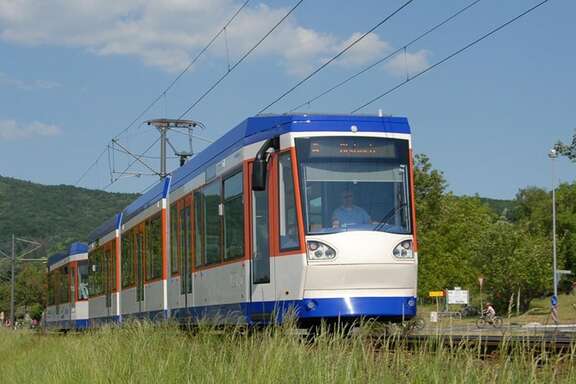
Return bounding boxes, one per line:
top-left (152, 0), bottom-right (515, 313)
top-left (45, 243), bottom-right (90, 330)
top-left (86, 114), bottom-right (418, 326)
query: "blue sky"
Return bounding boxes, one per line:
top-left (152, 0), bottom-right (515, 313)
top-left (0, 0), bottom-right (573, 199)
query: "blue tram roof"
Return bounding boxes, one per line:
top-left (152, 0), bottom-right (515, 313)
top-left (47, 242), bottom-right (88, 268)
top-left (87, 114), bottom-right (411, 242)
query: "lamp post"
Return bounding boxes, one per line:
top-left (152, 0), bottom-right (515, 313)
top-left (548, 148), bottom-right (558, 300)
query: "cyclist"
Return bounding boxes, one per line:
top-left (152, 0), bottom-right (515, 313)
top-left (483, 302), bottom-right (496, 321)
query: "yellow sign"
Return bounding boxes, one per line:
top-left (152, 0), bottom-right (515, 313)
top-left (429, 291), bottom-right (445, 298)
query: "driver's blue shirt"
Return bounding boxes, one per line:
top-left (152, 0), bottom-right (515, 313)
top-left (332, 205), bottom-right (370, 226)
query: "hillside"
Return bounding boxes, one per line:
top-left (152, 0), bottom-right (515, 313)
top-left (0, 175), bottom-right (138, 254)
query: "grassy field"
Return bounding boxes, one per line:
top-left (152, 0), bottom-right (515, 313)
top-left (1, 322), bottom-right (575, 384)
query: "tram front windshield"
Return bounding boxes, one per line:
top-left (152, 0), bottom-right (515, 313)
top-left (295, 136), bottom-right (411, 235)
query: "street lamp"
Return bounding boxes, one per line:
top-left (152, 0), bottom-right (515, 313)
top-left (548, 148), bottom-right (558, 300)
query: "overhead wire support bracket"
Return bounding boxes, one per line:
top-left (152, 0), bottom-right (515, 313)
top-left (111, 138), bottom-right (160, 177)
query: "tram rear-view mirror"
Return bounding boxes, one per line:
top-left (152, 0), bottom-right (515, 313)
top-left (252, 159), bottom-right (267, 191)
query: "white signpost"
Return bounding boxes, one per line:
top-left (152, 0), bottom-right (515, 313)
top-left (447, 288), bottom-right (469, 305)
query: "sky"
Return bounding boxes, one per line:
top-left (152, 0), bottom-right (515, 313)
top-left (0, 0), bottom-right (573, 199)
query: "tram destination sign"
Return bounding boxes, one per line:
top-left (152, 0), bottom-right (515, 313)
top-left (309, 138), bottom-right (397, 159)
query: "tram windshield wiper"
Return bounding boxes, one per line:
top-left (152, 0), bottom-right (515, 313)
top-left (374, 203), bottom-right (407, 232)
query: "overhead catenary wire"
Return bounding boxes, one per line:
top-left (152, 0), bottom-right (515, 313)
top-left (351, 0), bottom-right (551, 113)
top-left (74, 0), bottom-right (251, 188)
top-left (103, 136), bottom-right (161, 191)
top-left (178, 0), bottom-right (306, 119)
top-left (288, 0), bottom-right (482, 112)
top-left (257, 0), bottom-right (415, 115)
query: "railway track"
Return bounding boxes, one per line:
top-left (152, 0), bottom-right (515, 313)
top-left (396, 334), bottom-right (576, 354)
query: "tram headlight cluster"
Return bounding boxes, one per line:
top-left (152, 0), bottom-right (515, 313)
top-left (393, 240), bottom-right (414, 259)
top-left (307, 241), bottom-right (337, 261)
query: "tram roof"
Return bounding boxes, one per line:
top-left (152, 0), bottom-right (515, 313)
top-left (88, 114), bottom-right (410, 242)
top-left (47, 242), bottom-right (88, 268)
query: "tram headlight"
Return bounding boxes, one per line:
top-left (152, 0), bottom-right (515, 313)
top-left (393, 240), bottom-right (414, 259)
top-left (307, 241), bottom-right (336, 261)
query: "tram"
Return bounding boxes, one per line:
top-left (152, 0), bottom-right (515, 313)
top-left (86, 113), bottom-right (418, 326)
top-left (45, 242), bottom-right (90, 330)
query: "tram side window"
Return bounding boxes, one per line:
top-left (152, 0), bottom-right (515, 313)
top-left (224, 171), bottom-right (244, 260)
top-left (146, 216), bottom-right (162, 281)
top-left (58, 267), bottom-right (69, 304)
top-left (194, 191), bottom-right (204, 267)
top-left (69, 265), bottom-right (75, 302)
top-left (204, 180), bottom-right (222, 265)
top-left (78, 261), bottom-right (89, 300)
top-left (121, 232), bottom-right (135, 288)
top-left (89, 248), bottom-right (104, 297)
top-left (279, 153), bottom-right (300, 251)
top-left (47, 271), bottom-right (55, 306)
top-left (107, 242), bottom-right (117, 292)
top-left (170, 204), bottom-right (179, 275)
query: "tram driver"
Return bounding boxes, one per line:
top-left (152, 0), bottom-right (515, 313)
top-left (332, 191), bottom-right (370, 228)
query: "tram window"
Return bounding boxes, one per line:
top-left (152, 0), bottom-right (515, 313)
top-left (89, 248), bottom-right (104, 296)
top-left (146, 216), bottom-right (162, 281)
top-left (224, 171), bottom-right (244, 260)
top-left (170, 204), bottom-right (179, 275)
top-left (69, 265), bottom-right (76, 302)
top-left (180, 204), bottom-right (192, 294)
top-left (78, 261), bottom-right (89, 300)
top-left (60, 267), bottom-right (69, 303)
top-left (204, 180), bottom-right (222, 265)
top-left (121, 231), bottom-right (135, 288)
top-left (252, 188), bottom-right (270, 284)
top-left (296, 137), bottom-right (411, 235)
top-left (109, 241), bottom-right (117, 291)
top-left (47, 272), bottom-right (54, 305)
top-left (279, 153), bottom-right (300, 251)
top-left (194, 191), bottom-right (204, 267)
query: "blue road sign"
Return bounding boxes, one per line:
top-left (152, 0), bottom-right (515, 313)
top-left (551, 295), bottom-right (558, 306)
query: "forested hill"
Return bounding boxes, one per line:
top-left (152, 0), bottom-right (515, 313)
top-left (0, 175), bottom-right (138, 254)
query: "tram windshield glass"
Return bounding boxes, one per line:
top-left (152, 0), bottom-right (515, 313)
top-left (295, 136), bottom-right (411, 235)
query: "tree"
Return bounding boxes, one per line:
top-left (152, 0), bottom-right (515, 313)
top-left (555, 131), bottom-right (576, 161)
top-left (417, 195), bottom-right (494, 297)
top-left (413, 154), bottom-right (447, 233)
top-left (477, 221), bottom-right (550, 311)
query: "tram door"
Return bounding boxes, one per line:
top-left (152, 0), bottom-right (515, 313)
top-left (250, 160), bottom-right (276, 315)
top-left (104, 245), bottom-right (114, 317)
top-left (135, 224), bottom-right (145, 313)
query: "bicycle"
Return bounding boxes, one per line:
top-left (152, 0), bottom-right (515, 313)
top-left (475, 314), bottom-right (503, 329)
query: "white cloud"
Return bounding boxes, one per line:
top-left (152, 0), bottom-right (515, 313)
top-left (0, 0), bottom-right (399, 76)
top-left (0, 119), bottom-right (62, 140)
top-left (332, 32), bottom-right (391, 68)
top-left (385, 49), bottom-right (431, 78)
top-left (0, 71), bottom-right (61, 90)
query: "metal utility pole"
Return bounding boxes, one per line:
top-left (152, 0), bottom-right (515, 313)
top-left (146, 119), bottom-right (200, 178)
top-left (4, 235), bottom-right (43, 329)
top-left (10, 234), bottom-right (15, 328)
top-left (549, 148), bottom-right (558, 299)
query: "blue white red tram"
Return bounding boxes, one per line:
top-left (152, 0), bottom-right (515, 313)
top-left (86, 114), bottom-right (418, 327)
top-left (45, 243), bottom-right (90, 330)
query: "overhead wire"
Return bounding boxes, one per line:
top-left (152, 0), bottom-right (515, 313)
top-left (288, 0), bottom-right (482, 112)
top-left (351, 0), bottom-right (552, 113)
top-left (103, 136), bottom-right (161, 191)
top-left (256, 0), bottom-right (416, 115)
top-left (178, 0), bottom-right (306, 119)
top-left (74, 0), bottom-right (252, 188)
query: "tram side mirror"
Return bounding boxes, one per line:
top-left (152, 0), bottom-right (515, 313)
top-left (252, 159), bottom-right (267, 191)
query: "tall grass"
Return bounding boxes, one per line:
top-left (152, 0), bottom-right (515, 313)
top-left (1, 322), bottom-right (574, 383)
